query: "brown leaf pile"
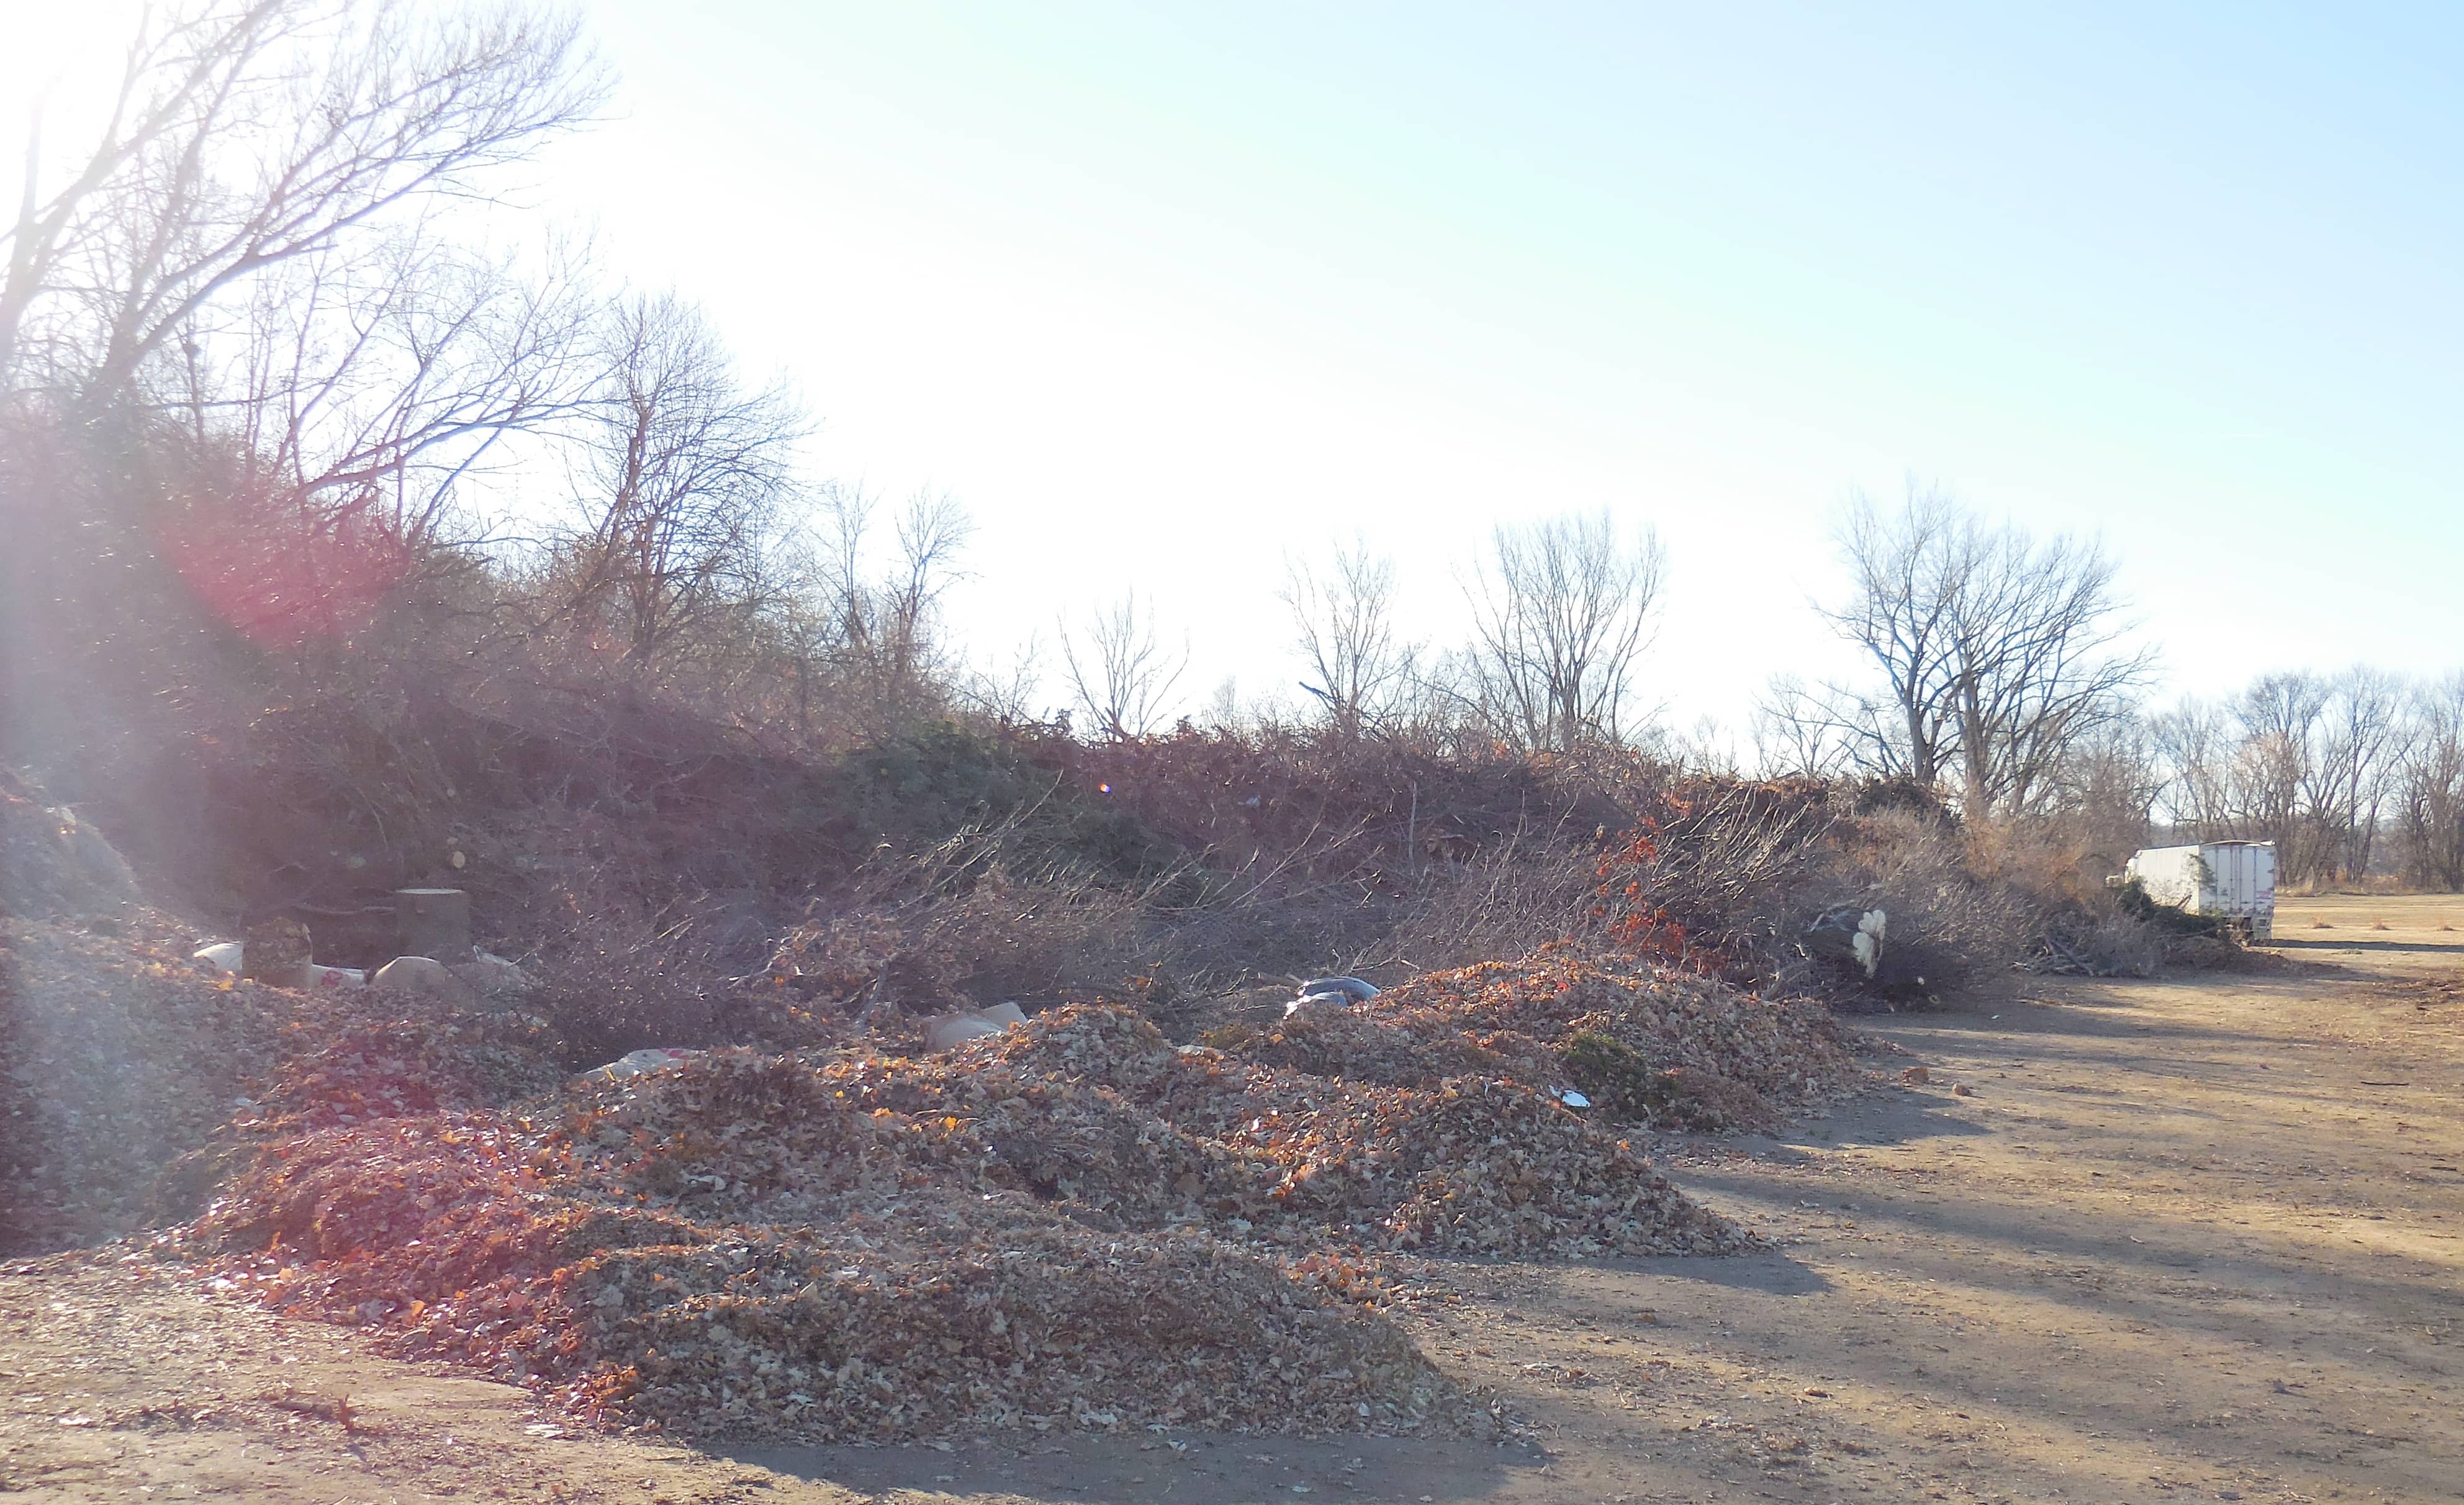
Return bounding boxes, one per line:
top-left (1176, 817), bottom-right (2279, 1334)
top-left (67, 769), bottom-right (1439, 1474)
top-left (16, 913), bottom-right (1810, 1446)
top-left (1224, 945), bottom-right (1867, 1132)
top-left (664, 1007), bottom-right (1743, 1259)
top-left (189, 1047), bottom-right (1469, 1439)
top-left (3, 917), bottom-right (307, 1247)
top-left (1, 914), bottom-right (559, 1248)
top-left (202, 1123), bottom-right (1452, 1439)
top-left (184, 1003), bottom-right (1740, 1442)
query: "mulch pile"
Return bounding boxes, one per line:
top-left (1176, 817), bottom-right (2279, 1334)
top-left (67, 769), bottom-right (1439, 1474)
top-left (194, 1109), bottom-right (1455, 1440)
top-left (4, 917), bottom-right (299, 1247)
top-left (0, 915), bottom-right (561, 1249)
top-left (10, 913), bottom-right (1864, 1445)
top-left (183, 1002), bottom-right (1737, 1440)
top-left (1220, 944), bottom-right (1867, 1132)
top-left (0, 772), bottom-right (142, 920)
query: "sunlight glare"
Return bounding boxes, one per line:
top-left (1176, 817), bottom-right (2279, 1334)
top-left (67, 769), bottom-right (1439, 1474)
top-left (0, 1), bottom-right (150, 192)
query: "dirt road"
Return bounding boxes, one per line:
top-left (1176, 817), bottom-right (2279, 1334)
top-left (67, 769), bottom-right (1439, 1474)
top-left (6, 895), bottom-right (2458, 1503)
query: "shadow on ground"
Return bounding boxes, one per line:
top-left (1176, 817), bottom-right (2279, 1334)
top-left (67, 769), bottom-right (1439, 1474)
top-left (721, 1432), bottom-right (1524, 1504)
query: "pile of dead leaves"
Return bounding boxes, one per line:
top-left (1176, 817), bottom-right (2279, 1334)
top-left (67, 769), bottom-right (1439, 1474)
top-left (3, 916), bottom-right (309, 1248)
top-left (1216, 945), bottom-right (1867, 1133)
top-left (181, 1002), bottom-right (1742, 1442)
top-left (1, 913), bottom-right (561, 1250)
top-left (237, 1013), bottom-right (564, 1139)
top-left (187, 1039), bottom-right (1474, 1440)
top-left (11, 928), bottom-right (1849, 1446)
top-left (202, 1137), bottom-right (1455, 1440)
top-left (833, 1007), bottom-right (1737, 1258)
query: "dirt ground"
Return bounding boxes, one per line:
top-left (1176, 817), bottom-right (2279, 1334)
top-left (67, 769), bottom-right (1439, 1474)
top-left (4, 894), bottom-right (2458, 1504)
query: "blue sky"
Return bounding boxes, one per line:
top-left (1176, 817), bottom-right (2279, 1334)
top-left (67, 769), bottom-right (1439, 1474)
top-left (18, 1), bottom-right (2463, 738)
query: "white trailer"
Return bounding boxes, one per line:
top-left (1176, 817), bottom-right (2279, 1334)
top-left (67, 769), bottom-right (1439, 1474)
top-left (2123, 841), bottom-right (2277, 940)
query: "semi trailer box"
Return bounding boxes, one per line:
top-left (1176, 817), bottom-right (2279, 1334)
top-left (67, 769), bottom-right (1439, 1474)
top-left (2122, 841), bottom-right (2277, 940)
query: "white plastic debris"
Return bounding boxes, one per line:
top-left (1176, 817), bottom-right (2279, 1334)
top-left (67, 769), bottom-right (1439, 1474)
top-left (1297, 977), bottom-right (1379, 1002)
top-left (924, 1015), bottom-right (1006, 1051)
top-left (1807, 905), bottom-right (1890, 978)
top-left (1555, 1089), bottom-right (1594, 1110)
top-left (371, 954), bottom-right (465, 998)
top-left (193, 941), bottom-right (359, 988)
top-left (1284, 975), bottom-right (1380, 1018)
top-left (584, 1047), bottom-right (701, 1083)
top-left (923, 1003), bottom-right (1031, 1052)
top-left (1852, 909), bottom-right (1888, 977)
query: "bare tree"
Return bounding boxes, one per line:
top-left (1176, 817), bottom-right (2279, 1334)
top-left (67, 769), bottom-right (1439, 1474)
top-left (180, 230), bottom-right (600, 548)
top-left (2, 0), bottom-right (606, 405)
top-left (2052, 712), bottom-right (2164, 855)
top-left (1941, 524), bottom-right (2154, 816)
top-left (2231, 671), bottom-right (2327, 879)
top-left (2148, 667), bottom-right (2460, 887)
top-left (805, 484), bottom-right (972, 739)
top-left (1059, 589), bottom-right (1186, 740)
top-left (1812, 484), bottom-right (2154, 819)
top-left (1815, 484), bottom-right (1966, 787)
top-left (1201, 676), bottom-right (1244, 734)
top-left (2150, 695), bottom-right (2238, 838)
top-left (556, 293), bottom-right (803, 673)
top-left (954, 634), bottom-right (1044, 728)
top-left (1752, 675), bottom-right (1864, 779)
top-left (1648, 713), bottom-right (1741, 777)
top-left (1281, 538), bottom-right (1415, 739)
top-left (2152, 669), bottom-right (2412, 885)
top-left (2310, 666), bottom-right (2407, 880)
top-left (2395, 674), bottom-right (2464, 890)
top-left (1460, 509), bottom-right (1663, 753)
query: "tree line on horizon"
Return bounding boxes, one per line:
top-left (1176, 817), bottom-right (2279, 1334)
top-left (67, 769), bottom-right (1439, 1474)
top-left (4, 0), bottom-right (2458, 896)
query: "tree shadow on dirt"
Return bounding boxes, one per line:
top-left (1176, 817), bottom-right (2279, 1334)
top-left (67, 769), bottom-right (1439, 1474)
top-left (1725, 1093), bottom-right (1991, 1154)
top-left (720, 1431), bottom-right (1520, 1503)
top-left (1675, 1154), bottom-right (2464, 1352)
top-left (1877, 983), bottom-right (2331, 1044)
top-left (1603, 1247), bottom-right (1834, 1293)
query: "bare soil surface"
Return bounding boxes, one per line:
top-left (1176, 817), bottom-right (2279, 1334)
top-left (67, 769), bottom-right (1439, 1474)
top-left (5, 895), bottom-right (2458, 1503)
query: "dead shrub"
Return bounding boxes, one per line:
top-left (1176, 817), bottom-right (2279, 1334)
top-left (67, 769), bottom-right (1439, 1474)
top-left (1376, 825), bottom-right (1604, 975)
top-left (526, 885), bottom-right (776, 1064)
top-left (771, 815), bottom-right (1158, 1013)
top-left (1834, 811), bottom-right (2038, 1003)
top-left (1638, 779), bottom-right (1839, 960)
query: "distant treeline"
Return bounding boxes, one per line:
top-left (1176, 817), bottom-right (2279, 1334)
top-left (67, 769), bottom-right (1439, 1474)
top-left (3, 2), bottom-right (2457, 900)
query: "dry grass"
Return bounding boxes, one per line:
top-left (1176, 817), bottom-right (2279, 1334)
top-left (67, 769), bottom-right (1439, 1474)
top-left (2273, 893), bottom-right (2464, 941)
